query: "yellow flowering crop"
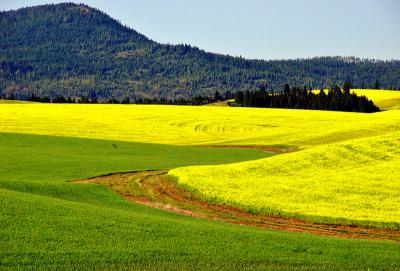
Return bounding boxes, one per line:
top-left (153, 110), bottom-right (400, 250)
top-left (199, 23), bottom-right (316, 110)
top-left (0, 102), bottom-right (399, 148)
top-left (170, 132), bottom-right (400, 227)
top-left (352, 89), bottom-right (400, 110)
top-left (1, 89), bottom-right (399, 227)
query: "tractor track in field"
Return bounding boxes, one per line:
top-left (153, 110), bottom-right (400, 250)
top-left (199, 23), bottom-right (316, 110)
top-left (77, 170), bottom-right (400, 242)
top-left (200, 145), bottom-right (298, 154)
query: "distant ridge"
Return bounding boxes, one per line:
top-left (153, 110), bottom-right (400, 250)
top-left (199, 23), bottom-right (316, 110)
top-left (1, 3), bottom-right (399, 101)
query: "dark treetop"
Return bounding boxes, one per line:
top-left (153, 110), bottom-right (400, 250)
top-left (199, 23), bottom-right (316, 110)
top-left (234, 82), bottom-right (380, 113)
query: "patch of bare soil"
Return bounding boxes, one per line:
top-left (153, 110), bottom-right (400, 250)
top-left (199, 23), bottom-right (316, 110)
top-left (76, 171), bottom-right (400, 242)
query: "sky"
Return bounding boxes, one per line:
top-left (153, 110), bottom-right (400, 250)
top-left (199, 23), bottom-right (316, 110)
top-left (1, 0), bottom-right (399, 60)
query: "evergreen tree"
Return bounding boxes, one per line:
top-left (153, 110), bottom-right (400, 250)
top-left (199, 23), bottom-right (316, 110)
top-left (374, 80), bottom-right (380, 90)
top-left (283, 83), bottom-right (291, 94)
top-left (243, 90), bottom-right (251, 107)
top-left (214, 91), bottom-right (222, 102)
top-left (234, 84), bottom-right (379, 113)
top-left (234, 91), bottom-right (244, 105)
top-left (343, 80), bottom-right (352, 94)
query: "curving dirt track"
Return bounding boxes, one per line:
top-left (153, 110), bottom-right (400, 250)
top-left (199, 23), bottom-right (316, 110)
top-left (77, 170), bottom-right (400, 242)
top-left (200, 145), bottom-right (298, 153)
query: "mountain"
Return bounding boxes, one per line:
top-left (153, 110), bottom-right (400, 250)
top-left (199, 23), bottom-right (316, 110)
top-left (1, 3), bottom-right (399, 102)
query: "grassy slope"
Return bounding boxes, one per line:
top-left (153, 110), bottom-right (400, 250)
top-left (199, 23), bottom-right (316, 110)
top-left (170, 132), bottom-right (400, 227)
top-left (0, 103), bottom-right (399, 148)
top-left (0, 133), bottom-right (269, 203)
top-left (1, 133), bottom-right (399, 270)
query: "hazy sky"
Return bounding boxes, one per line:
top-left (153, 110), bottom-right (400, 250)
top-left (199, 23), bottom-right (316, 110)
top-left (1, 0), bottom-right (399, 60)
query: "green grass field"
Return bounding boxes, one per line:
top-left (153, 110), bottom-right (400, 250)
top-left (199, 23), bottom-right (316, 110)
top-left (1, 89), bottom-right (400, 270)
top-left (1, 133), bottom-right (399, 270)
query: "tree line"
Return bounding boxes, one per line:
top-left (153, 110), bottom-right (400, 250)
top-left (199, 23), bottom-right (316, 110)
top-left (1, 3), bottom-right (400, 101)
top-left (233, 81), bottom-right (380, 113)
top-left (2, 80), bottom-right (380, 113)
top-left (2, 90), bottom-right (233, 105)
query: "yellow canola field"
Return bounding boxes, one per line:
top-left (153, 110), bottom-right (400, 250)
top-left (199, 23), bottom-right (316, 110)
top-left (312, 89), bottom-right (400, 110)
top-left (0, 103), bottom-right (399, 148)
top-left (1, 89), bottom-right (399, 227)
top-left (170, 132), bottom-right (400, 227)
top-left (352, 89), bottom-right (400, 110)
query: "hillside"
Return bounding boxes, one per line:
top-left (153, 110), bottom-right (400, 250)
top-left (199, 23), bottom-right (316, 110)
top-left (2, 132), bottom-right (399, 270)
top-left (1, 101), bottom-right (400, 269)
top-left (1, 3), bottom-right (400, 101)
top-left (170, 132), bottom-right (400, 227)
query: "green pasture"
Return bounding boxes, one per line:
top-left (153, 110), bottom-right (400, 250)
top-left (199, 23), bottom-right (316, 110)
top-left (0, 133), bottom-right (399, 270)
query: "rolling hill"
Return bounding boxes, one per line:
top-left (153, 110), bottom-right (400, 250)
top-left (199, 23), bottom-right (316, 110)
top-left (1, 3), bottom-right (399, 101)
top-left (1, 103), bottom-right (400, 269)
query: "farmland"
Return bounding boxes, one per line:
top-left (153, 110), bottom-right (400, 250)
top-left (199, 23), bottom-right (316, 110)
top-left (352, 89), bottom-right (400, 110)
top-left (312, 89), bottom-right (400, 110)
top-left (1, 2), bottom-right (400, 269)
top-left (0, 90), bottom-right (399, 148)
top-left (170, 132), bottom-right (400, 228)
top-left (1, 89), bottom-right (400, 270)
top-left (1, 132), bottom-right (400, 270)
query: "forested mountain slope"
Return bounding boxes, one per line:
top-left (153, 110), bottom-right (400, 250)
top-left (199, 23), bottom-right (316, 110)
top-left (1, 3), bottom-right (399, 101)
